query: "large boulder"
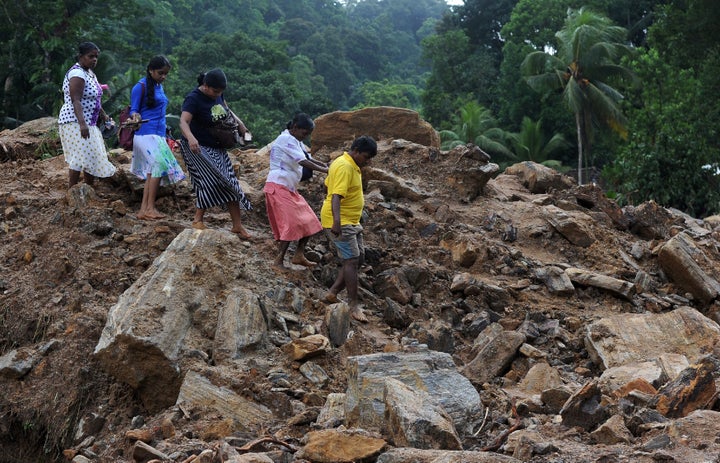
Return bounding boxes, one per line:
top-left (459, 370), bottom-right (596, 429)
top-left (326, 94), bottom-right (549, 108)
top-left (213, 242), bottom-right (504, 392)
top-left (311, 107), bottom-right (440, 154)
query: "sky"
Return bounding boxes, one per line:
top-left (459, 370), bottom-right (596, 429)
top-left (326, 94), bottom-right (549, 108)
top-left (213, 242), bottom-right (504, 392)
top-left (446, 0), bottom-right (463, 4)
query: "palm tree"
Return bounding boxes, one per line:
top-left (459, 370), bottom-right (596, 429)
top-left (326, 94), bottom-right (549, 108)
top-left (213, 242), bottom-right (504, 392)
top-left (440, 101), bottom-right (513, 158)
top-left (521, 7), bottom-right (635, 184)
top-left (506, 117), bottom-right (570, 166)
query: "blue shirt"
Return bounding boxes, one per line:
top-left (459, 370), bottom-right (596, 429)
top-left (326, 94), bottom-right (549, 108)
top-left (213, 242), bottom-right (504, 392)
top-left (130, 77), bottom-right (168, 137)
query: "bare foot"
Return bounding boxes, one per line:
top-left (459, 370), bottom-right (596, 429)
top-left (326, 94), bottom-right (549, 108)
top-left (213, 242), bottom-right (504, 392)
top-left (321, 292), bottom-right (338, 304)
top-left (291, 254), bottom-right (317, 267)
top-left (137, 213), bottom-right (157, 221)
top-left (146, 210), bottom-right (166, 219)
top-left (350, 306), bottom-right (368, 323)
top-left (230, 227), bottom-right (255, 241)
top-left (191, 221), bottom-right (207, 230)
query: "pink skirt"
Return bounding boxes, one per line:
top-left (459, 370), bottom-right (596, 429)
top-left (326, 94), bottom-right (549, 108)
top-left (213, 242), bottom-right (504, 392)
top-left (264, 182), bottom-right (322, 241)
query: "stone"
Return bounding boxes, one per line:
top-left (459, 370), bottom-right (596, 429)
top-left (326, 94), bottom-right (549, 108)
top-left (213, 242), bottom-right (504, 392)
top-left (345, 346), bottom-right (482, 435)
top-left (585, 307), bottom-right (720, 370)
top-left (131, 440), bottom-right (170, 462)
top-left (376, 448), bottom-right (522, 463)
top-left (598, 361), bottom-right (665, 394)
top-left (516, 362), bottom-right (564, 395)
top-left (374, 268), bottom-right (414, 304)
top-left (667, 409), bottom-right (720, 445)
top-left (652, 356), bottom-right (718, 418)
top-left (625, 200), bottom-right (672, 240)
top-left (299, 361), bottom-right (330, 387)
top-left (559, 380), bottom-right (609, 431)
top-left (214, 288), bottom-right (268, 362)
top-left (504, 161), bottom-right (575, 194)
top-left (544, 205), bottom-right (596, 247)
top-left (312, 107), bottom-right (439, 154)
top-left (535, 266), bottom-right (575, 295)
top-left (462, 323), bottom-right (526, 385)
top-left (282, 334), bottom-right (330, 361)
top-left (658, 232), bottom-right (720, 305)
top-left (383, 377), bottom-right (462, 450)
top-left (296, 429), bottom-right (386, 463)
top-left (565, 267), bottom-right (635, 300)
top-left (590, 415), bottom-right (634, 444)
top-left (176, 371), bottom-right (272, 431)
top-left (364, 168), bottom-right (430, 201)
top-left (316, 393), bottom-right (346, 429)
top-left (446, 159), bottom-right (500, 201)
top-left (325, 302), bottom-right (351, 347)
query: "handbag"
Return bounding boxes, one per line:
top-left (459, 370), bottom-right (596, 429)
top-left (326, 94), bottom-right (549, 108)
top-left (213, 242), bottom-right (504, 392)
top-left (300, 149), bottom-right (313, 181)
top-left (117, 81), bottom-right (146, 150)
top-left (209, 114), bottom-right (241, 149)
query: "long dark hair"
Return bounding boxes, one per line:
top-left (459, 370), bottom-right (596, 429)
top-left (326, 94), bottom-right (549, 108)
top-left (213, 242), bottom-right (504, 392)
top-left (77, 42), bottom-right (99, 60)
top-left (144, 55), bottom-right (171, 108)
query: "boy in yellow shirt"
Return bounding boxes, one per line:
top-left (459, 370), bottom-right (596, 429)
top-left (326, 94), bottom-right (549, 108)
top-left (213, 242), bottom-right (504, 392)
top-left (320, 135), bottom-right (377, 322)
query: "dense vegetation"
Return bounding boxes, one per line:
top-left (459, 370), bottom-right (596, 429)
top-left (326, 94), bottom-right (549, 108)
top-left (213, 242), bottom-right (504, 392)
top-left (1, 0), bottom-right (718, 216)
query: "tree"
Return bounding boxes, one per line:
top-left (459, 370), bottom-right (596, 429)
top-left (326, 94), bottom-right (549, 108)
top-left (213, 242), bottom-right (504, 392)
top-left (439, 101), bottom-right (512, 158)
top-left (505, 117), bottom-right (570, 166)
top-left (521, 8), bottom-right (635, 184)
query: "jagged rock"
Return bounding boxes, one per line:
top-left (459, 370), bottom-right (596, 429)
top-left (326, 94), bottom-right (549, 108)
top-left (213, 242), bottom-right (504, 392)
top-left (516, 362), bottom-right (564, 395)
top-left (365, 168), bottom-right (430, 201)
top-left (316, 393), bottom-right (346, 429)
top-left (651, 356), bottom-right (718, 418)
top-left (282, 334), bottom-right (330, 361)
top-left (66, 183), bottom-right (98, 208)
top-left (176, 371), bottom-right (272, 431)
top-left (462, 323), bottom-right (526, 385)
top-left (585, 307), bottom-right (720, 370)
top-left (229, 454), bottom-right (274, 463)
top-left (590, 415), bottom-right (634, 444)
top-left (376, 448), bottom-right (522, 463)
top-left (544, 205), bottom-right (596, 247)
top-left (132, 440), bottom-right (170, 462)
top-left (504, 161), bottom-right (575, 194)
top-left (598, 362), bottom-right (665, 395)
top-left (449, 273), bottom-right (513, 311)
top-left (325, 302), bottom-right (351, 347)
top-left (447, 159), bottom-right (500, 201)
top-left (405, 319), bottom-right (454, 354)
top-left (442, 237), bottom-right (485, 268)
top-left (534, 266), bottom-right (575, 295)
top-left (374, 268), bottom-right (414, 304)
top-left (625, 200), bottom-right (673, 240)
top-left (345, 346), bottom-right (482, 435)
top-left (540, 387), bottom-right (573, 414)
top-left (658, 232), bottom-right (720, 305)
top-left (299, 361), bottom-right (329, 387)
top-left (504, 429), bottom-right (545, 459)
top-left (565, 268), bottom-right (635, 300)
top-left (0, 340), bottom-right (57, 379)
top-left (312, 107), bottom-right (440, 154)
top-left (383, 297), bottom-right (412, 329)
top-left (560, 380), bottom-right (610, 431)
top-left (667, 409), bottom-right (720, 444)
top-left (214, 288), bottom-right (269, 362)
top-left (296, 429), bottom-right (387, 463)
top-left (383, 377), bottom-right (462, 450)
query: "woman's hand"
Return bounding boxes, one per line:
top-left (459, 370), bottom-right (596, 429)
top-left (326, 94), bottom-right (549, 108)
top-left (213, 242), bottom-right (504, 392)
top-left (79, 121), bottom-right (90, 139)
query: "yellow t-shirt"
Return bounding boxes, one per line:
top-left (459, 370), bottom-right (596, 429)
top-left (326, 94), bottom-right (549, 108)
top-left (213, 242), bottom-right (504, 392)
top-left (321, 152), bottom-right (363, 227)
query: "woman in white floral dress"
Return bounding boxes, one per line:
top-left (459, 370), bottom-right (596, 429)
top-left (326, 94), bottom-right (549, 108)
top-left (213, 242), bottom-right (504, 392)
top-left (58, 42), bottom-right (116, 188)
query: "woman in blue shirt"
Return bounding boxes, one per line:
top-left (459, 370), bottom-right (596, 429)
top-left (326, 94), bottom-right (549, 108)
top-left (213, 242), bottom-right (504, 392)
top-left (127, 55), bottom-right (185, 220)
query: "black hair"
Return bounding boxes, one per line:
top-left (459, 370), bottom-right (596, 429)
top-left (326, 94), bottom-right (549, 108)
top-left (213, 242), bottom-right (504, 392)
top-left (351, 135), bottom-right (377, 158)
top-left (286, 112), bottom-right (315, 131)
top-left (77, 42), bottom-right (99, 59)
top-left (202, 68), bottom-right (227, 90)
top-left (145, 55), bottom-right (171, 108)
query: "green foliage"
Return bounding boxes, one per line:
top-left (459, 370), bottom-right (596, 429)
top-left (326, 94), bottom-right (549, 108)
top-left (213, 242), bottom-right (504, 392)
top-left (439, 101), bottom-right (513, 158)
top-left (521, 7), bottom-right (635, 184)
top-left (505, 117), bottom-right (570, 164)
top-left (350, 80), bottom-right (421, 111)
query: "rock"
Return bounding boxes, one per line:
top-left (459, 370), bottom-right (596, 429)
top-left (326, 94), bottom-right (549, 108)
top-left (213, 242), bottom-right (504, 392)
top-left (345, 346), bottom-right (482, 435)
top-left (312, 107), bottom-right (439, 154)
top-left (176, 371), bottom-right (272, 432)
top-left (449, 273), bottom-right (513, 311)
top-left (316, 393), bottom-right (346, 429)
top-left (365, 168), bottom-right (430, 201)
top-left (131, 440), bottom-right (170, 462)
top-left (325, 302), bottom-right (351, 347)
top-left (405, 319), bottom-right (454, 354)
top-left (658, 232), bottom-right (720, 305)
top-left (66, 183), bottom-right (98, 208)
top-left (516, 362), bottom-right (564, 395)
top-left (214, 288), bottom-right (269, 362)
top-left (625, 200), bottom-right (672, 240)
top-left (282, 334), bottom-right (330, 361)
top-left (534, 266), bottom-right (575, 295)
top-left (374, 268), bottom-right (414, 304)
top-left (376, 448), bottom-right (522, 463)
top-left (598, 361), bottom-right (664, 394)
top-left (442, 237), bottom-right (485, 268)
top-left (667, 409), bottom-right (720, 445)
top-left (565, 267), bottom-right (635, 300)
top-left (651, 356), bottom-right (718, 418)
top-left (299, 361), bottom-right (330, 387)
top-left (94, 229), bottom-right (256, 412)
top-left (544, 205), bottom-right (596, 247)
top-left (559, 380), bottom-right (610, 431)
top-left (296, 429), bottom-right (386, 463)
top-left (383, 297), bottom-right (412, 329)
top-left (462, 323), bottom-right (526, 385)
top-left (383, 377), bottom-right (462, 450)
top-left (504, 161), bottom-right (575, 194)
top-left (585, 307), bottom-right (720, 370)
top-left (590, 415), bottom-right (634, 444)
top-left (446, 158), bottom-right (500, 201)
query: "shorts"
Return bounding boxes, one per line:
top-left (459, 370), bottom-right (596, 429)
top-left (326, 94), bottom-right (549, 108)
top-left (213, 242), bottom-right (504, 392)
top-left (325, 224), bottom-right (364, 261)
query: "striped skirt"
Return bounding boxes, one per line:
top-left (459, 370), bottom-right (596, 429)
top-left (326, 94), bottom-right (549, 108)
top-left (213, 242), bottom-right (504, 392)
top-left (179, 139), bottom-right (251, 211)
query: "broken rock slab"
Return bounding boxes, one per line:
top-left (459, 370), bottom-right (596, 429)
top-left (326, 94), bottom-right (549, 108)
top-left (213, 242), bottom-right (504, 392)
top-left (176, 370), bottom-right (272, 432)
top-left (565, 267), bottom-right (635, 300)
top-left (658, 232), bottom-right (720, 305)
top-left (651, 356), bottom-right (718, 418)
top-left (504, 161), bottom-right (575, 194)
top-left (585, 306), bottom-right (720, 370)
top-left (345, 346), bottom-right (482, 435)
top-left (544, 205), bottom-right (596, 247)
top-left (462, 323), bottom-right (526, 386)
top-left (213, 288), bottom-right (269, 363)
top-left (383, 377), bottom-right (462, 450)
top-left (376, 448), bottom-right (522, 463)
top-left (94, 229), bottom-right (257, 411)
top-left (296, 429), bottom-right (386, 463)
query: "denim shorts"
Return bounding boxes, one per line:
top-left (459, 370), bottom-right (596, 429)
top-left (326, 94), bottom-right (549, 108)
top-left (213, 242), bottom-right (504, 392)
top-left (325, 224), bottom-right (364, 261)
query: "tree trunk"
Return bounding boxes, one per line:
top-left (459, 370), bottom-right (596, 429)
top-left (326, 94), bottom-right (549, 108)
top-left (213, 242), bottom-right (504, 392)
top-left (575, 112), bottom-right (583, 185)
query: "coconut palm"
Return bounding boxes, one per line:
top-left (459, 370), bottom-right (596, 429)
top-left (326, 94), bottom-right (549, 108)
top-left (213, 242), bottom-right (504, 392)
top-left (439, 101), bottom-right (513, 158)
top-left (521, 7), bottom-right (635, 184)
top-left (506, 116), bottom-right (570, 166)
